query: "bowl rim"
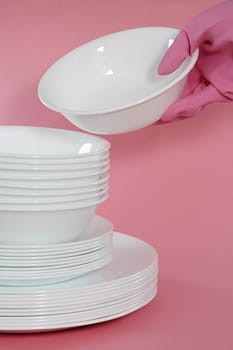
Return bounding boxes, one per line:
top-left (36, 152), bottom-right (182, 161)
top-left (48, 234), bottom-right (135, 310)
top-left (38, 26), bottom-right (199, 116)
top-left (0, 155), bottom-right (110, 171)
top-left (0, 182), bottom-right (108, 196)
top-left (0, 187), bottom-right (108, 204)
top-left (0, 165), bottom-right (110, 180)
top-left (0, 193), bottom-right (108, 211)
top-left (0, 174), bottom-right (109, 190)
top-left (0, 126), bottom-right (110, 159)
top-left (0, 158), bottom-right (109, 171)
top-left (0, 150), bottom-right (110, 163)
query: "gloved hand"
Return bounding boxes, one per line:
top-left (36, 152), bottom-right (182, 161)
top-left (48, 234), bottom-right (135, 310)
top-left (158, 0), bottom-right (233, 122)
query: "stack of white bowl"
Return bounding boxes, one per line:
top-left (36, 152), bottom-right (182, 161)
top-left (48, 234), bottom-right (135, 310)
top-left (0, 126), bottom-right (111, 286)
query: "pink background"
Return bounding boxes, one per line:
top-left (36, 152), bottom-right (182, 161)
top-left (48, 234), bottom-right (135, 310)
top-left (0, 0), bottom-right (233, 348)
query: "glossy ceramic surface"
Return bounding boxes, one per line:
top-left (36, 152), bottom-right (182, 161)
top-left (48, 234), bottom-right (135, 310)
top-left (0, 186), bottom-right (108, 204)
top-left (0, 126), bottom-right (110, 158)
top-left (0, 215), bottom-right (113, 253)
top-left (38, 27), bottom-right (198, 134)
top-left (0, 232), bottom-right (158, 331)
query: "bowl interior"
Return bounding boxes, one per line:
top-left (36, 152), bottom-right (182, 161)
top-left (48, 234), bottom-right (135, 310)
top-left (38, 27), bottom-right (198, 114)
top-left (0, 126), bottom-right (110, 157)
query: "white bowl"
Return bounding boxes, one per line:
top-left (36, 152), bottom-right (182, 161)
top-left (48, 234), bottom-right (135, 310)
top-left (0, 206), bottom-right (96, 245)
top-left (0, 156), bottom-right (109, 171)
top-left (0, 172), bottom-right (109, 189)
top-left (0, 175), bottom-right (109, 195)
top-left (0, 153), bottom-right (109, 165)
top-left (0, 187), bottom-right (108, 204)
top-left (0, 126), bottom-right (110, 158)
top-left (0, 163), bottom-right (109, 180)
top-left (0, 180), bottom-right (108, 196)
top-left (0, 215), bottom-right (113, 252)
top-left (0, 151), bottom-right (109, 165)
top-left (0, 194), bottom-right (108, 245)
top-left (0, 191), bottom-right (108, 211)
top-left (38, 27), bottom-right (198, 135)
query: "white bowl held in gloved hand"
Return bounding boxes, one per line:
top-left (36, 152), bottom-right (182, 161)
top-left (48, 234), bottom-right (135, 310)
top-left (38, 27), bottom-right (198, 134)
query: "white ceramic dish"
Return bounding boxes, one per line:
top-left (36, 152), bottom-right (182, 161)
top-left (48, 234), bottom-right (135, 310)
top-left (0, 187), bottom-right (108, 204)
top-left (0, 296), bottom-right (156, 332)
top-left (0, 164), bottom-right (109, 180)
top-left (0, 151), bottom-right (109, 165)
top-left (0, 254), bottom-right (112, 287)
top-left (0, 271), bottom-right (157, 307)
top-left (0, 267), bottom-right (157, 310)
top-left (0, 215), bottom-right (113, 255)
top-left (0, 190), bottom-right (107, 210)
top-left (0, 174), bottom-right (109, 191)
top-left (0, 232), bottom-right (158, 316)
top-left (0, 154), bottom-right (109, 170)
top-left (0, 286), bottom-right (157, 331)
top-left (0, 251), bottom-right (112, 268)
top-left (0, 240), bottom-right (112, 260)
top-left (0, 258), bottom-right (112, 282)
top-left (0, 272), bottom-right (158, 315)
top-left (0, 276), bottom-right (158, 317)
top-left (0, 249), bottom-right (112, 274)
top-left (0, 238), bottom-right (157, 328)
top-left (0, 159), bottom-right (109, 176)
top-left (0, 244), bottom-right (112, 267)
top-left (0, 232), bottom-right (158, 292)
top-left (0, 241), bottom-right (112, 260)
top-left (0, 126), bottom-right (110, 158)
top-left (38, 27), bottom-right (198, 135)
top-left (0, 180), bottom-right (108, 196)
top-left (0, 206), bottom-right (97, 245)
top-left (0, 280), bottom-right (156, 316)
top-left (0, 215), bottom-right (112, 248)
top-left (0, 173), bottom-right (109, 189)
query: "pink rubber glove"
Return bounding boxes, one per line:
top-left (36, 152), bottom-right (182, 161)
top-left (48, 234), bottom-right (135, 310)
top-left (158, 0), bottom-right (233, 122)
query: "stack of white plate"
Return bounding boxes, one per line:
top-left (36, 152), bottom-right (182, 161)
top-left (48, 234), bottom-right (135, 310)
top-left (0, 216), bottom-right (113, 286)
top-left (0, 125), bottom-right (159, 332)
top-left (0, 232), bottom-right (158, 332)
top-left (0, 126), bottom-right (110, 245)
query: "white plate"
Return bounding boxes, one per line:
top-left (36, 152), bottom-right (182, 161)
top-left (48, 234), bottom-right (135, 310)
top-left (0, 232), bottom-right (158, 290)
top-left (0, 292), bottom-right (156, 332)
top-left (0, 254), bottom-right (112, 286)
top-left (0, 240), bottom-right (112, 262)
top-left (0, 251), bottom-right (112, 275)
top-left (0, 286), bottom-right (157, 331)
top-left (0, 294), bottom-right (156, 332)
top-left (0, 215), bottom-right (113, 254)
top-left (0, 270), bottom-right (157, 307)
top-left (0, 279), bottom-right (157, 316)
top-left (0, 279), bottom-right (158, 323)
top-left (0, 245), bottom-right (112, 268)
top-left (0, 238), bottom-right (112, 259)
top-left (0, 263), bottom-right (157, 301)
top-left (0, 126), bottom-right (110, 158)
top-left (0, 265), bottom-right (157, 309)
